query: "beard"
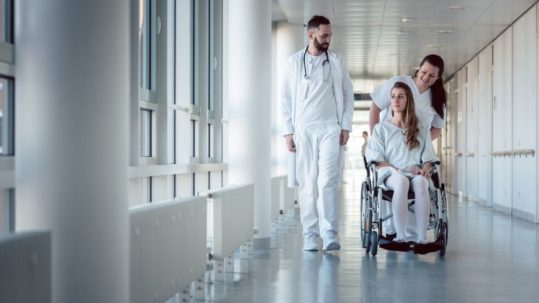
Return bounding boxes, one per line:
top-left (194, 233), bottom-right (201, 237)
top-left (313, 37), bottom-right (329, 52)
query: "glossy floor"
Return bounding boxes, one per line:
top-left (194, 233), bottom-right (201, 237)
top-left (184, 169), bottom-right (539, 302)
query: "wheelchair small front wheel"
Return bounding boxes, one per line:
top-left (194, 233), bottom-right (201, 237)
top-left (360, 181), bottom-right (371, 249)
top-left (370, 231), bottom-right (378, 256)
top-left (438, 222), bottom-right (448, 257)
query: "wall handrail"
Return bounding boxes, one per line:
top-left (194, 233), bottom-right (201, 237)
top-left (491, 149), bottom-right (535, 157)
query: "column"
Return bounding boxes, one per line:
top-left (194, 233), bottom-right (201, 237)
top-left (226, 0), bottom-right (272, 247)
top-left (273, 22), bottom-right (304, 175)
top-left (15, 1), bottom-right (129, 302)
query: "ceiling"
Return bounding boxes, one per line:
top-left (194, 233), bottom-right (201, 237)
top-left (274, 0), bottom-right (538, 81)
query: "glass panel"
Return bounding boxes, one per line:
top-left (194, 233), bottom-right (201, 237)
top-left (139, 0), bottom-right (155, 92)
top-left (141, 109), bottom-right (152, 157)
top-left (0, 77), bottom-right (13, 155)
top-left (0, 190), bottom-right (5, 234)
top-left (0, 0), bottom-right (13, 43)
top-left (208, 123), bottom-right (213, 158)
top-left (0, 189), bottom-right (13, 235)
top-left (191, 119), bottom-right (198, 158)
top-left (192, 0), bottom-right (198, 105)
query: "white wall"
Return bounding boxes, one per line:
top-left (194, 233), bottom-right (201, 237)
top-left (478, 46), bottom-right (493, 206)
top-left (512, 6), bottom-right (537, 221)
top-left (447, 4), bottom-right (539, 222)
top-left (492, 29), bottom-right (513, 213)
top-left (456, 68), bottom-right (468, 196)
top-left (466, 58), bottom-right (480, 202)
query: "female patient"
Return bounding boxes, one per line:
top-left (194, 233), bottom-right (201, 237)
top-left (366, 82), bottom-right (438, 243)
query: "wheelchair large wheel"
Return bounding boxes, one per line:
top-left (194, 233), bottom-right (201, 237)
top-left (360, 181), bottom-right (371, 249)
top-left (438, 221), bottom-right (448, 257)
top-left (370, 231), bottom-right (378, 256)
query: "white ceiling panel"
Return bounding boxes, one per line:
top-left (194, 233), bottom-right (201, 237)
top-left (274, 0), bottom-right (537, 90)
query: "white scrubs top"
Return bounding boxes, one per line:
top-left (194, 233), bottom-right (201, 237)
top-left (371, 75), bottom-right (444, 129)
top-left (296, 53), bottom-right (338, 128)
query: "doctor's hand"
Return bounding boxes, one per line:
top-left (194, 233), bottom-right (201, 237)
top-left (285, 134), bottom-right (296, 152)
top-left (340, 130), bottom-right (350, 145)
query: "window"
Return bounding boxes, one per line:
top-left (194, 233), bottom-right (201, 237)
top-left (208, 123), bottom-right (213, 158)
top-left (139, 0), bottom-right (156, 93)
top-left (141, 109), bottom-right (153, 157)
top-left (192, 172), bottom-right (196, 196)
top-left (191, 119), bottom-right (198, 158)
top-left (0, 189), bottom-right (14, 235)
top-left (142, 177), bottom-right (152, 203)
top-left (0, 0), bottom-right (13, 43)
top-left (192, 0), bottom-right (199, 105)
top-left (0, 77), bottom-right (13, 155)
top-left (208, 0), bottom-right (214, 111)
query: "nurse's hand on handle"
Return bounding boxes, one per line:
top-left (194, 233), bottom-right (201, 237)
top-left (340, 130), bottom-right (350, 145)
top-left (285, 134), bottom-right (296, 152)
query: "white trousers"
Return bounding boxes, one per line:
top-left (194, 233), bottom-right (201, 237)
top-left (295, 124), bottom-right (341, 240)
top-left (385, 173), bottom-right (429, 242)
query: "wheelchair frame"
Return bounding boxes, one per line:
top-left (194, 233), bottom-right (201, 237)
top-left (360, 161), bottom-right (449, 256)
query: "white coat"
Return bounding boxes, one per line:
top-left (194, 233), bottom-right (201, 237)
top-left (281, 49), bottom-right (354, 187)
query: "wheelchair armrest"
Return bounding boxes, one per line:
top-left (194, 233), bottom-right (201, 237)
top-left (424, 161), bottom-right (442, 188)
top-left (367, 161), bottom-right (378, 169)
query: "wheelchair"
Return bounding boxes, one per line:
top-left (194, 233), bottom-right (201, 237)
top-left (360, 161), bottom-right (448, 256)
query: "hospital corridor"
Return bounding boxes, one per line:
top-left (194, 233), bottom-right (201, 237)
top-left (1, 0), bottom-right (539, 302)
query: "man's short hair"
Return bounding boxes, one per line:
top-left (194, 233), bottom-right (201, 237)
top-left (307, 15), bottom-right (330, 30)
top-left (362, 131), bottom-right (368, 136)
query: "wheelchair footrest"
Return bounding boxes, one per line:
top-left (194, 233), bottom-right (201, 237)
top-left (379, 237), bottom-right (445, 254)
top-left (413, 239), bottom-right (445, 255)
top-left (379, 237), bottom-right (412, 252)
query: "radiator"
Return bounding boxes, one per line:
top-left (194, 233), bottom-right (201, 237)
top-left (207, 183), bottom-right (254, 260)
top-left (271, 177), bottom-right (283, 220)
top-left (130, 196), bottom-right (207, 303)
top-left (282, 177), bottom-right (296, 213)
top-left (0, 231), bottom-right (51, 303)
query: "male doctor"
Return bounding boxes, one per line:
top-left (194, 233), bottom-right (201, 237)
top-left (281, 15), bottom-right (354, 251)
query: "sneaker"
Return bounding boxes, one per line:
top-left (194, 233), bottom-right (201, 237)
top-left (303, 234), bottom-right (319, 251)
top-left (416, 237), bottom-right (428, 244)
top-left (323, 234), bottom-right (341, 251)
top-left (324, 241), bottom-right (341, 251)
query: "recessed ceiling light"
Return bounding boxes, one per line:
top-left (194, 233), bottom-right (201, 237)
top-left (449, 5), bottom-right (466, 10)
top-left (402, 17), bottom-right (412, 23)
top-left (437, 30), bottom-right (453, 34)
top-left (427, 44), bottom-right (442, 48)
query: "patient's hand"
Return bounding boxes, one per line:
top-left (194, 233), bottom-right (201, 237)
top-left (421, 162), bottom-right (433, 178)
top-left (407, 166), bottom-right (423, 175)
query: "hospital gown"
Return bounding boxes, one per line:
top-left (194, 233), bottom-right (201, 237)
top-left (366, 120), bottom-right (439, 187)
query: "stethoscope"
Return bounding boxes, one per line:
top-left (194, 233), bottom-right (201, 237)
top-left (303, 45), bottom-right (331, 81)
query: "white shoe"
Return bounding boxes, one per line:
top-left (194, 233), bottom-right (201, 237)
top-left (303, 234), bottom-right (319, 251)
top-left (323, 233), bottom-right (341, 251)
top-left (324, 240), bottom-right (341, 251)
top-left (416, 236), bottom-right (428, 244)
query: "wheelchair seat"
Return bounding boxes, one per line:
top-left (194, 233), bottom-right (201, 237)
top-left (381, 189), bottom-right (415, 201)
